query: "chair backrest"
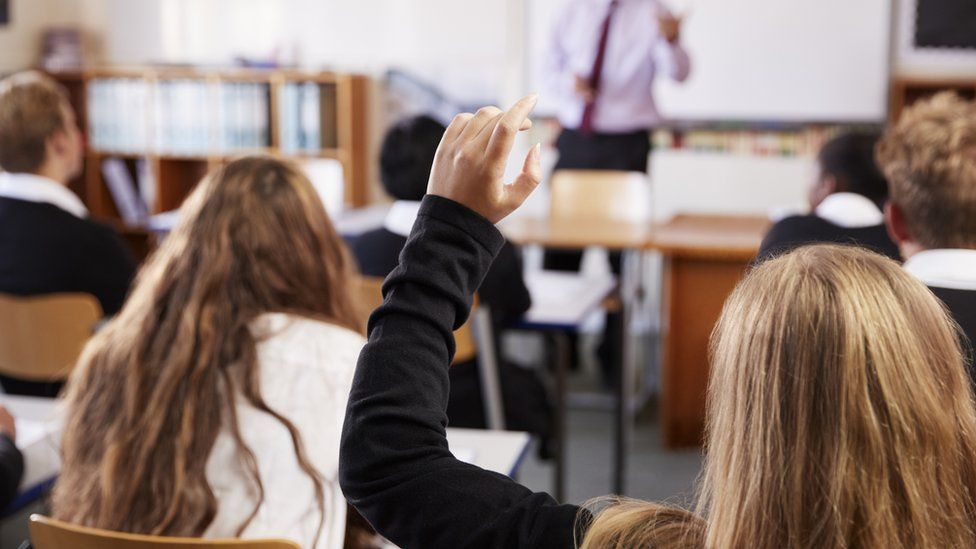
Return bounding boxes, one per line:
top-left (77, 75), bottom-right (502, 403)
top-left (0, 293), bottom-right (102, 382)
top-left (549, 169), bottom-right (651, 223)
top-left (355, 277), bottom-right (478, 364)
top-left (29, 515), bottom-right (301, 549)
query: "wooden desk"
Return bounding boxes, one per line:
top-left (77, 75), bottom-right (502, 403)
top-left (501, 217), bottom-right (652, 250)
top-left (647, 214), bottom-right (769, 448)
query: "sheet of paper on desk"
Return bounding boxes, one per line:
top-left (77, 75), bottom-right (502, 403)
top-left (15, 419), bottom-right (48, 450)
top-left (15, 418), bottom-right (61, 491)
top-left (523, 271), bottom-right (617, 326)
top-left (453, 448), bottom-right (477, 465)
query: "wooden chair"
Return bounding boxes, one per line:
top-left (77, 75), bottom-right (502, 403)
top-left (549, 169), bottom-right (651, 223)
top-left (355, 277), bottom-right (505, 429)
top-left (0, 293), bottom-right (102, 383)
top-left (355, 276), bottom-right (478, 364)
top-left (28, 515), bottom-right (300, 549)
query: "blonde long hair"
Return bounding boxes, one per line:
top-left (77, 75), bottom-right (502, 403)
top-left (582, 245), bottom-right (976, 548)
top-left (52, 157), bottom-right (361, 541)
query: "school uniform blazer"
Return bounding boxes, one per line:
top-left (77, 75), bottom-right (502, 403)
top-left (0, 434), bottom-right (24, 512)
top-left (340, 196), bottom-right (584, 549)
top-left (929, 286), bottom-right (976, 379)
top-left (758, 215), bottom-right (900, 263)
top-left (0, 196), bottom-right (136, 316)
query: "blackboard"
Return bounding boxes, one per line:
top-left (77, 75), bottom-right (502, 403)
top-left (916, 0), bottom-right (976, 49)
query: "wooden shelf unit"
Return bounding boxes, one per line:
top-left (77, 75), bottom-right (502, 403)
top-left (890, 76), bottom-right (976, 122)
top-left (48, 67), bottom-right (370, 257)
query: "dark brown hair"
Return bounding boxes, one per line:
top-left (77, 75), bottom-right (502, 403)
top-left (0, 71), bottom-right (71, 173)
top-left (52, 157), bottom-right (362, 542)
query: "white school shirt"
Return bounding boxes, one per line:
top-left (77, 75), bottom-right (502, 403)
top-left (813, 193), bottom-right (885, 228)
top-left (0, 171), bottom-right (88, 218)
top-left (383, 200), bottom-right (422, 237)
top-left (204, 313), bottom-right (366, 549)
top-left (904, 249), bottom-right (976, 292)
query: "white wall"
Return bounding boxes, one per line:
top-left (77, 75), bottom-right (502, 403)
top-left (97, 0), bottom-right (521, 105)
top-left (0, 0), bottom-right (105, 73)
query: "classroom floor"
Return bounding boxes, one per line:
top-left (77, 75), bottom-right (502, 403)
top-left (517, 402), bottom-right (703, 509)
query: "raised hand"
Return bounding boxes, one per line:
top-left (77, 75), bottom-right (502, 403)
top-left (427, 94), bottom-right (542, 224)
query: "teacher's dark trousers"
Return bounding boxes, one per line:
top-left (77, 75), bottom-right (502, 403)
top-left (545, 127), bottom-right (650, 381)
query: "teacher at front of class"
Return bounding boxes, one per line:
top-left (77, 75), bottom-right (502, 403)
top-left (545, 0), bottom-right (691, 173)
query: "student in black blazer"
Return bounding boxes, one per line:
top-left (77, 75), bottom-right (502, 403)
top-left (758, 132), bottom-right (899, 262)
top-left (350, 115), bottom-right (551, 441)
top-left (340, 97), bottom-right (976, 548)
top-left (0, 72), bottom-right (136, 396)
top-left (0, 405), bottom-right (24, 512)
top-left (877, 93), bottom-right (976, 374)
top-left (352, 115), bottom-right (531, 329)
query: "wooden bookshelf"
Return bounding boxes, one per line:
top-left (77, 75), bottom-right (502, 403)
top-left (890, 76), bottom-right (976, 122)
top-left (48, 67), bottom-right (371, 258)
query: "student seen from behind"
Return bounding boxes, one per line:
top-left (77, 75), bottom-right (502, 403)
top-left (339, 96), bottom-right (976, 548)
top-left (0, 71), bottom-right (136, 396)
top-left (758, 132), bottom-right (899, 261)
top-left (53, 157), bottom-right (368, 548)
top-left (878, 92), bottom-right (976, 373)
top-left (351, 115), bottom-right (549, 442)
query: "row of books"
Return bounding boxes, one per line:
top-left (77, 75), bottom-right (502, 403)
top-left (87, 78), bottom-right (283, 155)
top-left (99, 156), bottom-right (346, 231)
top-left (650, 126), bottom-right (851, 157)
top-left (278, 82), bottom-right (339, 154)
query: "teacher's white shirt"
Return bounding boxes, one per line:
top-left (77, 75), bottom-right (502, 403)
top-left (204, 313), bottom-right (365, 549)
top-left (544, 0), bottom-right (692, 133)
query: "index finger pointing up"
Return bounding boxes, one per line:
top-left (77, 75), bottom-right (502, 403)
top-left (486, 94), bottom-right (539, 162)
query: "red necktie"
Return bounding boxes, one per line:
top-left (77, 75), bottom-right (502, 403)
top-left (579, 0), bottom-right (619, 135)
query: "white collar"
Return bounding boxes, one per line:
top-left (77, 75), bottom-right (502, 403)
top-left (0, 172), bottom-right (88, 218)
top-left (383, 200), bottom-right (422, 237)
top-left (813, 193), bottom-right (884, 229)
top-left (904, 249), bottom-right (976, 291)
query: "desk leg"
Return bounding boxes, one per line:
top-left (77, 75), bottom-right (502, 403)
top-left (551, 332), bottom-right (569, 503)
top-left (614, 250), bottom-right (642, 495)
top-left (661, 255), bottom-right (749, 448)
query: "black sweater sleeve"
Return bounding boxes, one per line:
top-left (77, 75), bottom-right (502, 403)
top-left (0, 434), bottom-right (24, 511)
top-left (339, 196), bottom-right (583, 549)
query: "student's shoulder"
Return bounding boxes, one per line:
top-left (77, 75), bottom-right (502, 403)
top-left (254, 313), bottom-right (365, 360)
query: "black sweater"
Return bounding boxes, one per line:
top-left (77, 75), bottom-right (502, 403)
top-left (758, 214), bottom-right (900, 263)
top-left (930, 286), bottom-right (976, 380)
top-left (0, 197), bottom-right (136, 315)
top-left (351, 227), bottom-right (531, 328)
top-left (340, 196), bottom-right (583, 549)
top-left (0, 434), bottom-right (24, 511)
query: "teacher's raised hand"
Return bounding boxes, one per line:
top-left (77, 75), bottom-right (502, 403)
top-left (427, 94), bottom-right (543, 224)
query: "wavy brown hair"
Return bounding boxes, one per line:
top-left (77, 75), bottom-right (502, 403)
top-left (582, 245), bottom-right (976, 548)
top-left (52, 156), bottom-right (361, 542)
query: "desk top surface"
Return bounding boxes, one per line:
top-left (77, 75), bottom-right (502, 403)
top-left (649, 214), bottom-right (770, 260)
top-left (1, 396), bottom-right (532, 481)
top-left (502, 214), bottom-right (768, 260)
top-left (501, 217), bottom-right (653, 250)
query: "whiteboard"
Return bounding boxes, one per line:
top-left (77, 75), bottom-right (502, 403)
top-left (528, 0), bottom-right (892, 123)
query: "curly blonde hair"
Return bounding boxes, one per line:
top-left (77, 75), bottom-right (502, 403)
top-left (876, 92), bottom-right (976, 248)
